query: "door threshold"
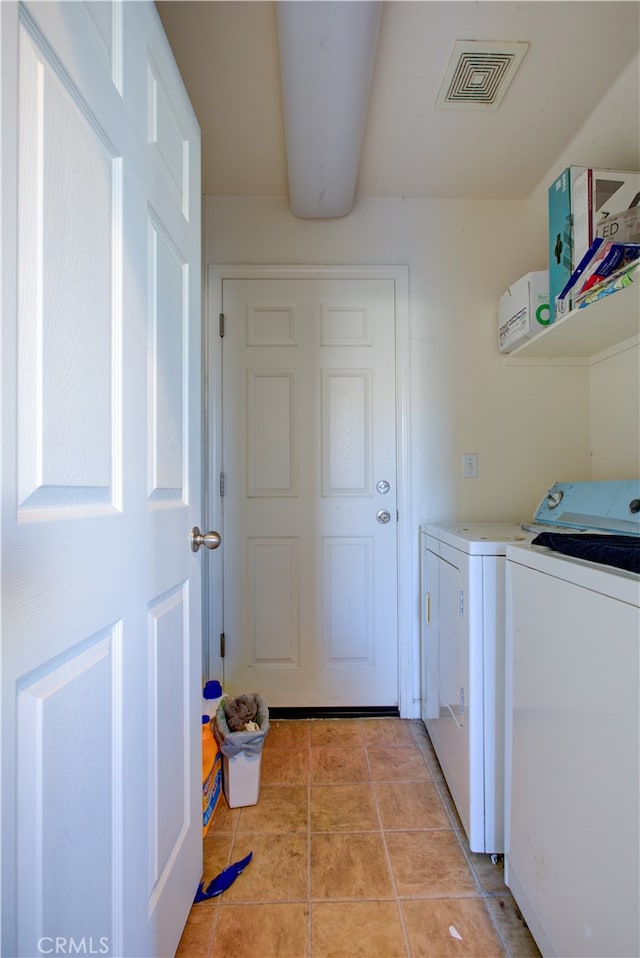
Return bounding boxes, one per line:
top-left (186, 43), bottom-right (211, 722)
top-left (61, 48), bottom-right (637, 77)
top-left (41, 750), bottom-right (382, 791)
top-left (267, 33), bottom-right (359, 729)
top-left (268, 706), bottom-right (400, 720)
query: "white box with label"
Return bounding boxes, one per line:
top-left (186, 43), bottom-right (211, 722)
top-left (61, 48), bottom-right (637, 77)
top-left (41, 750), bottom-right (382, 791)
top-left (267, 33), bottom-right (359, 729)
top-left (498, 271), bottom-right (550, 353)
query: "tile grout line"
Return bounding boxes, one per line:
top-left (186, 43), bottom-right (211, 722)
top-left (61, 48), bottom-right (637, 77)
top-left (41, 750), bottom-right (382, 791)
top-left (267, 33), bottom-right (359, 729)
top-left (364, 720), bottom-right (413, 957)
top-left (409, 722), bottom-right (516, 958)
top-left (210, 781), bottom-right (243, 955)
top-left (455, 834), bottom-right (518, 958)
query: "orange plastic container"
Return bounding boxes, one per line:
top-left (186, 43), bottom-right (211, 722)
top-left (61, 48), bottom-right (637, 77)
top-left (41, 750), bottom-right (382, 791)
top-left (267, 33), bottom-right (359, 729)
top-left (202, 716), bottom-right (222, 836)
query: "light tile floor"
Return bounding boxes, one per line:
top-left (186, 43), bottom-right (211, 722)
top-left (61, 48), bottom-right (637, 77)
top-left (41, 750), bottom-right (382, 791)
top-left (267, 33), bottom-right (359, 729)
top-left (176, 718), bottom-right (541, 958)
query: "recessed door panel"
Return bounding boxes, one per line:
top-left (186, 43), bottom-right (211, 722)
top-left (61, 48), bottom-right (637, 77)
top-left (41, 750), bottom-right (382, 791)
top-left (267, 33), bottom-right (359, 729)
top-left (322, 370), bottom-right (371, 496)
top-left (148, 587), bottom-right (190, 901)
top-left (246, 372), bottom-right (298, 497)
top-left (17, 23), bottom-right (118, 514)
top-left (321, 305), bottom-right (371, 346)
top-left (322, 537), bottom-right (373, 664)
top-left (247, 538), bottom-right (300, 665)
top-left (16, 630), bottom-right (115, 948)
top-left (246, 305), bottom-right (297, 346)
top-left (147, 214), bottom-right (187, 501)
top-left (147, 54), bottom-right (190, 220)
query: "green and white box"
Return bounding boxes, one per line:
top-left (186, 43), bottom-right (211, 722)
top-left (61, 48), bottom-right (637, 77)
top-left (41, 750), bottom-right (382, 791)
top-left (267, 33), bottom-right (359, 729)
top-left (498, 271), bottom-right (551, 353)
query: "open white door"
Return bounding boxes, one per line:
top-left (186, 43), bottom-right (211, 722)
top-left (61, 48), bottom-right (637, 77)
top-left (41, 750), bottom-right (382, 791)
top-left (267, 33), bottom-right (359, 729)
top-left (1, 3), bottom-right (203, 955)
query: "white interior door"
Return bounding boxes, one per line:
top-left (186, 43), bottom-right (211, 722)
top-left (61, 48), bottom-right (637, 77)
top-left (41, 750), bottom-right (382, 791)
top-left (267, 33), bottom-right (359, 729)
top-left (221, 276), bottom-right (399, 708)
top-left (0, 3), bottom-right (202, 956)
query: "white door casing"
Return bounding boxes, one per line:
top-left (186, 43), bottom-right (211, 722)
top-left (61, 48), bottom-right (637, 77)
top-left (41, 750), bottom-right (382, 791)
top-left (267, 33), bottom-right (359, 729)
top-left (1, 3), bottom-right (202, 956)
top-left (206, 267), bottom-right (412, 714)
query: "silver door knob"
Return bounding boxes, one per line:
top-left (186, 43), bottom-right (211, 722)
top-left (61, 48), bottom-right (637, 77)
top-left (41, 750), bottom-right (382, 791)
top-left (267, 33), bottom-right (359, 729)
top-left (376, 510), bottom-right (391, 524)
top-left (190, 526), bottom-right (221, 552)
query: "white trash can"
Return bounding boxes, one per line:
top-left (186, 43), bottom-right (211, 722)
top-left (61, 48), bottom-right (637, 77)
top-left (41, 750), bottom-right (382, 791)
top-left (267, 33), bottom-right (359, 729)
top-left (214, 694), bottom-right (269, 808)
top-left (221, 750), bottom-right (262, 808)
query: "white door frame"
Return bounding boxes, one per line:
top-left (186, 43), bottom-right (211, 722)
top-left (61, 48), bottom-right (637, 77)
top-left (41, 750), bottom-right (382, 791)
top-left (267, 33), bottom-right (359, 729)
top-left (205, 265), bottom-right (414, 717)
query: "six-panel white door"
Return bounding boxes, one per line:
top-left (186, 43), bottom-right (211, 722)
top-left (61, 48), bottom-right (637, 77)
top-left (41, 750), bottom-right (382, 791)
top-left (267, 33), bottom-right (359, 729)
top-left (0, 3), bottom-right (202, 955)
top-left (221, 277), bottom-right (398, 708)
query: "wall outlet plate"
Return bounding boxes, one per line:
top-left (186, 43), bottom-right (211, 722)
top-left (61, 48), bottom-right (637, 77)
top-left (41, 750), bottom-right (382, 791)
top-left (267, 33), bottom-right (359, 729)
top-left (463, 453), bottom-right (478, 478)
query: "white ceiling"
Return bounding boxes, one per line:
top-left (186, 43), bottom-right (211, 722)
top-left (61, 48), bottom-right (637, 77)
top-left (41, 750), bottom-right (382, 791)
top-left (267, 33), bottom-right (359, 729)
top-left (156, 1), bottom-right (640, 206)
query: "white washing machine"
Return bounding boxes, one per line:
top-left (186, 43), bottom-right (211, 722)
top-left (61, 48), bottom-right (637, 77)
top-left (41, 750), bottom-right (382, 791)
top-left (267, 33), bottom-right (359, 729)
top-left (419, 521), bottom-right (532, 853)
top-left (504, 480), bottom-right (640, 957)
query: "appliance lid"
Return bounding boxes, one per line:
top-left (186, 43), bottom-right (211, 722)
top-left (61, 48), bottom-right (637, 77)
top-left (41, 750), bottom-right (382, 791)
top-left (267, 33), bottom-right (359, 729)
top-left (423, 522), bottom-right (531, 554)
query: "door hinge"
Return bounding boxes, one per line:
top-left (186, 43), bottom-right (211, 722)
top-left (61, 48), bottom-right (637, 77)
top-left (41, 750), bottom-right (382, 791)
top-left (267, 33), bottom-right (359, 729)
top-left (459, 590), bottom-right (464, 617)
top-left (220, 632), bottom-right (226, 658)
top-left (219, 312), bottom-right (225, 338)
top-left (219, 471), bottom-right (225, 497)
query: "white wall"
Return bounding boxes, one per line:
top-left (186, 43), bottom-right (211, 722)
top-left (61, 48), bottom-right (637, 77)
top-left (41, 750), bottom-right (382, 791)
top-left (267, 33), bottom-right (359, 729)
top-left (527, 50), bottom-right (640, 483)
top-left (528, 54), bottom-right (640, 210)
top-left (204, 195), bottom-right (592, 526)
top-left (589, 342), bottom-right (640, 480)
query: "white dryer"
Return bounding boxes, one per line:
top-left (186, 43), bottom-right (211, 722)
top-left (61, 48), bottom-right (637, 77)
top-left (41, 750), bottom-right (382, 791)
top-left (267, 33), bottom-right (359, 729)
top-left (421, 480), bottom-right (640, 856)
top-left (419, 521), bottom-right (531, 853)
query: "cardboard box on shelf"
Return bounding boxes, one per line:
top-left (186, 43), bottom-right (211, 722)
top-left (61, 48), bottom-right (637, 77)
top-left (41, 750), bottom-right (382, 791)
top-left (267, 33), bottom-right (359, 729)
top-left (595, 206), bottom-right (640, 245)
top-left (548, 166), bottom-right (586, 321)
top-left (498, 270), bottom-right (551, 353)
top-left (572, 168), bottom-right (640, 272)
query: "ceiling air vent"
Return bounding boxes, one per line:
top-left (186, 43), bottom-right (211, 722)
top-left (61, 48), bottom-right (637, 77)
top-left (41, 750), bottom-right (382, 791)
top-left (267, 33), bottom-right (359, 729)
top-left (435, 40), bottom-right (529, 111)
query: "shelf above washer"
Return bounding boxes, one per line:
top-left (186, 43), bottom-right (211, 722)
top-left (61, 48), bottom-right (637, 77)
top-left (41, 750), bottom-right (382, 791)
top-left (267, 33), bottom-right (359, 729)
top-left (506, 280), bottom-right (639, 360)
